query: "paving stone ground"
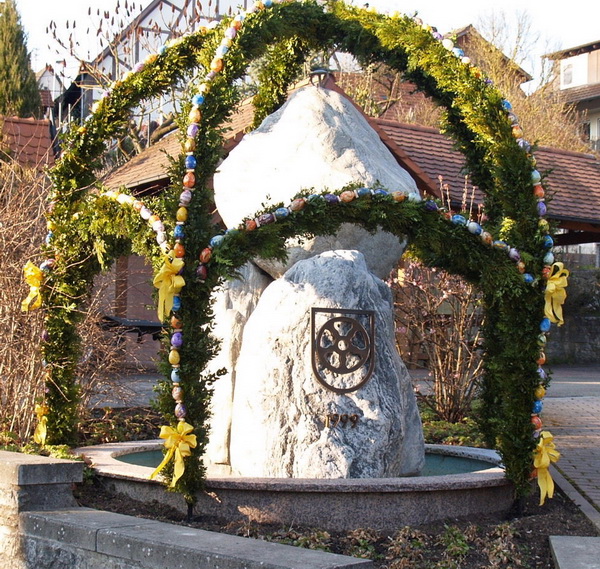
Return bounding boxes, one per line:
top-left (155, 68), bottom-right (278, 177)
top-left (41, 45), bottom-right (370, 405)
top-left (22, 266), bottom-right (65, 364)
top-left (544, 365), bottom-right (600, 514)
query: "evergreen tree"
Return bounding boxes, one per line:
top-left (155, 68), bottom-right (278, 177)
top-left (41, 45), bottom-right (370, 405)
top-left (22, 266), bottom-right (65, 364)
top-left (0, 0), bottom-right (41, 118)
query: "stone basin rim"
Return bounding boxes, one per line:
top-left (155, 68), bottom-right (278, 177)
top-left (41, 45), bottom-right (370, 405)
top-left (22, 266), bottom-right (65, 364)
top-left (76, 440), bottom-right (508, 493)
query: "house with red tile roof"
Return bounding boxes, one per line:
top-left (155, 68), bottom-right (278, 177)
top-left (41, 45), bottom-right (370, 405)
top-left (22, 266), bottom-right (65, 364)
top-left (0, 116), bottom-right (57, 169)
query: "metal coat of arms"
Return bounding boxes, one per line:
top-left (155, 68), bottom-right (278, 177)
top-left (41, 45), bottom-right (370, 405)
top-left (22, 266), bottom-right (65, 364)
top-left (310, 307), bottom-right (375, 394)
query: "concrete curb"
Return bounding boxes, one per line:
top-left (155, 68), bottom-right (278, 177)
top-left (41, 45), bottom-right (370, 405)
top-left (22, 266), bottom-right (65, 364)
top-left (23, 508), bottom-right (373, 569)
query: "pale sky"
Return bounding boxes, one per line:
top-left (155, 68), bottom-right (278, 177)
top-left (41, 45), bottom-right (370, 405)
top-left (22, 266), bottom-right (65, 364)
top-left (16, 0), bottom-right (600, 85)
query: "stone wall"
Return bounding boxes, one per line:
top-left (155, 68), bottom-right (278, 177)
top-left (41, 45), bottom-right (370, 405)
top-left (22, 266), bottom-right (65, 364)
top-left (547, 269), bottom-right (600, 364)
top-left (0, 450), bottom-right (370, 569)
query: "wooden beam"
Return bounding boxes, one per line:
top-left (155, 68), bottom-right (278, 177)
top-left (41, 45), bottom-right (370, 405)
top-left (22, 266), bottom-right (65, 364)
top-left (555, 231), bottom-right (600, 245)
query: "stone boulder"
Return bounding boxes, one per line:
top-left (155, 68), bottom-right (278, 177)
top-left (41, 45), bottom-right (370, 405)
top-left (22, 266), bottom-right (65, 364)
top-left (204, 262), bottom-right (272, 466)
top-left (228, 250), bottom-right (425, 478)
top-left (214, 86), bottom-right (420, 278)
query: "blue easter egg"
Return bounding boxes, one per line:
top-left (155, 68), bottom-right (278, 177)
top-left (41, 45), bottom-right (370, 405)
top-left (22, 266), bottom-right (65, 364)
top-left (191, 94), bottom-right (205, 106)
top-left (357, 187), bottom-right (371, 197)
top-left (171, 369), bottom-right (181, 382)
top-left (373, 189), bottom-right (389, 197)
top-left (158, 45), bottom-right (167, 55)
top-left (540, 318), bottom-right (551, 332)
top-left (274, 207), bottom-right (290, 220)
top-left (523, 273), bottom-right (534, 283)
top-left (502, 99), bottom-right (512, 111)
top-left (543, 252), bottom-right (555, 265)
top-left (185, 155), bottom-right (197, 169)
top-left (424, 200), bottom-right (438, 212)
top-left (308, 194), bottom-right (324, 202)
top-left (531, 170), bottom-right (541, 184)
top-left (532, 400), bottom-right (543, 414)
top-left (452, 214), bottom-right (467, 226)
top-left (210, 235), bottom-right (225, 248)
top-left (324, 193), bottom-right (340, 204)
top-left (467, 221), bottom-right (482, 235)
top-left (538, 367), bottom-right (547, 380)
top-left (543, 235), bottom-right (554, 249)
top-left (174, 225), bottom-right (185, 239)
top-left (172, 296), bottom-right (182, 311)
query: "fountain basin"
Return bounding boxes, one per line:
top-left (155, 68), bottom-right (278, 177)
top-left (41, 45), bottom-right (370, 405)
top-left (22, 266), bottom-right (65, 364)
top-left (78, 441), bottom-right (513, 532)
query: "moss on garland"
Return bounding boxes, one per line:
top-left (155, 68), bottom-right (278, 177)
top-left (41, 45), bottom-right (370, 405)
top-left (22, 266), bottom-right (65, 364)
top-left (33, 0), bottom-right (552, 500)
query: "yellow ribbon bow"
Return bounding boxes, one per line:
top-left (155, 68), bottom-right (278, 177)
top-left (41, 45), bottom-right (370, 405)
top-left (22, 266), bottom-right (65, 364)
top-left (21, 261), bottom-right (45, 312)
top-left (149, 421), bottom-right (197, 487)
top-left (533, 430), bottom-right (560, 505)
top-left (153, 254), bottom-right (185, 321)
top-left (33, 403), bottom-right (49, 446)
top-left (544, 262), bottom-right (569, 326)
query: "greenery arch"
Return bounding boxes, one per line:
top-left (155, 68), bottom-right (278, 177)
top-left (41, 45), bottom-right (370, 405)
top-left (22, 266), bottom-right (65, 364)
top-left (27, 0), bottom-right (563, 505)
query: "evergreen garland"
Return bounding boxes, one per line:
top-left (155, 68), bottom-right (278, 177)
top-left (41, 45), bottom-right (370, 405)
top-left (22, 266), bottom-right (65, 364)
top-left (28, 0), bottom-right (558, 501)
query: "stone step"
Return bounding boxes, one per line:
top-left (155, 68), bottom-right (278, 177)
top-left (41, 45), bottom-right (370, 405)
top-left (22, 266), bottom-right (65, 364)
top-left (23, 508), bottom-right (373, 569)
top-left (550, 536), bottom-right (600, 569)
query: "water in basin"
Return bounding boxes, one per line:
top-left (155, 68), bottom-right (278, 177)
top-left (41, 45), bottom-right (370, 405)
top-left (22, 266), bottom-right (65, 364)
top-left (116, 449), bottom-right (495, 476)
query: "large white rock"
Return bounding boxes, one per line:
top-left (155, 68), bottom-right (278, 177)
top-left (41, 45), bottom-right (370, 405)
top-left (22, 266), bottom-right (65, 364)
top-left (229, 250), bottom-right (425, 479)
top-left (214, 86), bottom-right (420, 278)
top-left (204, 262), bottom-right (272, 466)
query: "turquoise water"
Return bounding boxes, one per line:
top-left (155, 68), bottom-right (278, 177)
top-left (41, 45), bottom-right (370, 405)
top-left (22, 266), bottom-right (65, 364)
top-left (116, 450), bottom-right (495, 476)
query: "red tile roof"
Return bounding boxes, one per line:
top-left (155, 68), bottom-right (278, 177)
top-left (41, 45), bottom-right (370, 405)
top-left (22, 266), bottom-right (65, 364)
top-left (0, 116), bottom-right (56, 168)
top-left (535, 146), bottom-right (600, 228)
top-left (560, 83), bottom-right (600, 104)
top-left (39, 89), bottom-right (54, 109)
top-left (104, 101), bottom-right (253, 191)
top-left (375, 120), bottom-right (471, 202)
top-left (105, 132), bottom-right (178, 191)
top-left (376, 119), bottom-right (600, 231)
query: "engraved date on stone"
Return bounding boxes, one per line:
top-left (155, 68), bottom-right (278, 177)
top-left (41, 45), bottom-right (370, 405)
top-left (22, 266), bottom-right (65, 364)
top-left (324, 413), bottom-right (359, 428)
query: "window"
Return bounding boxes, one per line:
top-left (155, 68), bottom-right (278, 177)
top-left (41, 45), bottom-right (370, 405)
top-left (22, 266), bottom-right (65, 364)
top-left (563, 62), bottom-right (573, 86)
top-left (589, 50), bottom-right (600, 83)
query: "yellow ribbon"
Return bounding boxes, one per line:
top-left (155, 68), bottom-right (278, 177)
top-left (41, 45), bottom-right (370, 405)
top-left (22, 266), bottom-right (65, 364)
top-left (33, 403), bottom-right (49, 446)
top-left (533, 430), bottom-right (560, 505)
top-left (149, 422), bottom-right (197, 487)
top-left (544, 262), bottom-right (569, 326)
top-left (153, 254), bottom-right (185, 322)
top-left (21, 261), bottom-right (44, 312)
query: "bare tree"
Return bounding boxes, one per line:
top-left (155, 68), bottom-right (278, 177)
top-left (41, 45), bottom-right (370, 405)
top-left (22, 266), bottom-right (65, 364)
top-left (392, 260), bottom-right (484, 422)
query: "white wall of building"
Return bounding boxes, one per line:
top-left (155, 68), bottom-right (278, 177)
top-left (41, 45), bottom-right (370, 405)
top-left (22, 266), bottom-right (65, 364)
top-left (560, 52), bottom-right (588, 89)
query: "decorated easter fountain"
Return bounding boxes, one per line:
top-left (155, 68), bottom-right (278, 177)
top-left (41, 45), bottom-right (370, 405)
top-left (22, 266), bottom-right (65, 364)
top-left (26, 0), bottom-right (564, 531)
